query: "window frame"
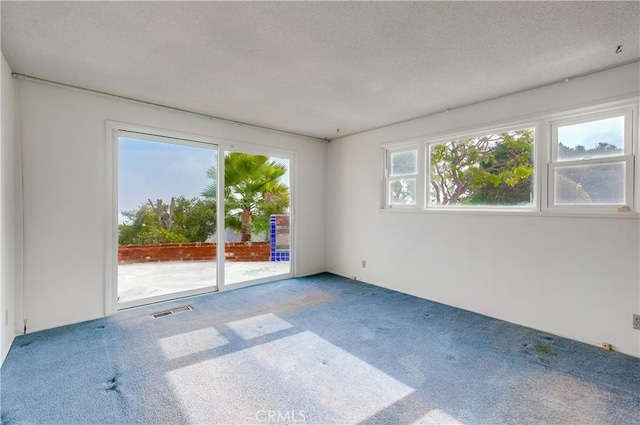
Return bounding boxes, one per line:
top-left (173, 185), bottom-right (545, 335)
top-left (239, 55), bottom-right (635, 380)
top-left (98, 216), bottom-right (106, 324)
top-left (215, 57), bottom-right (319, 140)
top-left (380, 98), bottom-right (639, 217)
top-left (547, 106), bottom-right (636, 213)
top-left (425, 123), bottom-right (539, 211)
top-left (382, 143), bottom-right (424, 209)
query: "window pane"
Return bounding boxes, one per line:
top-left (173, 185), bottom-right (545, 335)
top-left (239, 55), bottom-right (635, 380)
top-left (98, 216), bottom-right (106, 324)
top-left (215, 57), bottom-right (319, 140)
top-left (389, 178), bottom-right (416, 205)
top-left (390, 150), bottom-right (417, 176)
top-left (554, 162), bottom-right (626, 205)
top-left (557, 116), bottom-right (624, 161)
top-left (429, 129), bottom-right (534, 207)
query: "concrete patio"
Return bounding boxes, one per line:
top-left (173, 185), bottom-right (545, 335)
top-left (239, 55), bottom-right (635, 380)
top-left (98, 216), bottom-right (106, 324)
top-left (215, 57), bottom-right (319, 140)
top-left (118, 261), bottom-right (290, 303)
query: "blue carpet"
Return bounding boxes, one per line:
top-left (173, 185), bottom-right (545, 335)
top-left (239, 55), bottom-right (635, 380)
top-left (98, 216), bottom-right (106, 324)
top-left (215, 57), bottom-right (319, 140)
top-left (1, 273), bottom-right (639, 424)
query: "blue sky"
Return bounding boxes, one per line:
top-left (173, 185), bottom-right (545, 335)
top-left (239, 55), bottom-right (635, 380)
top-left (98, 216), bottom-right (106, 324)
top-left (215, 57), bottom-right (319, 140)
top-left (118, 137), bottom-right (290, 223)
top-left (558, 116), bottom-right (623, 150)
top-left (118, 137), bottom-right (216, 222)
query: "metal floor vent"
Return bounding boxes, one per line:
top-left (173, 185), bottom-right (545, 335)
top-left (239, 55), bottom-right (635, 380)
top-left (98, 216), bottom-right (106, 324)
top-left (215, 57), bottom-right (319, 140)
top-left (151, 305), bottom-right (192, 318)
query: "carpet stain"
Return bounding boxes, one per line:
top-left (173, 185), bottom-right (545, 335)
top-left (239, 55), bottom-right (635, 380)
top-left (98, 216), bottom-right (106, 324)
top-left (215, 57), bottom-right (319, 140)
top-left (272, 291), bottom-right (338, 316)
top-left (105, 376), bottom-right (120, 393)
top-left (96, 325), bottom-right (105, 329)
top-left (1, 410), bottom-right (15, 424)
top-left (18, 341), bottom-right (32, 348)
top-left (535, 343), bottom-right (557, 356)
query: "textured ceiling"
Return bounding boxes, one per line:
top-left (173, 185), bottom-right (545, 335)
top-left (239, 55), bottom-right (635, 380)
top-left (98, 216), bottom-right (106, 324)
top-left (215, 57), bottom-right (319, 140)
top-left (2, 1), bottom-right (639, 140)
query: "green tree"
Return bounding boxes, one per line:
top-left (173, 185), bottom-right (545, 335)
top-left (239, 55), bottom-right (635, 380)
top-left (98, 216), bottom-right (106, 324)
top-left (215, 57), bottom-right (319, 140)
top-left (430, 129), bottom-right (534, 205)
top-left (558, 141), bottom-right (621, 160)
top-left (119, 196), bottom-right (216, 245)
top-left (202, 153), bottom-right (289, 242)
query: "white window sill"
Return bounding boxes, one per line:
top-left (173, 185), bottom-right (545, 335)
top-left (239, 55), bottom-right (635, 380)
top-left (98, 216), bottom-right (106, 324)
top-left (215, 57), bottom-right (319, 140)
top-left (379, 207), bottom-right (640, 219)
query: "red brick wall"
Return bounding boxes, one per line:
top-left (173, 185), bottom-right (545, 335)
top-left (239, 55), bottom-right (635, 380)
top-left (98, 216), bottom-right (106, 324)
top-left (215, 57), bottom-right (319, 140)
top-left (118, 242), bottom-right (270, 264)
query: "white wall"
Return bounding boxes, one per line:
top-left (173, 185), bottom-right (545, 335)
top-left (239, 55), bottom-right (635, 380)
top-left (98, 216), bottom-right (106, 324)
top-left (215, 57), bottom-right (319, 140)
top-left (327, 63), bottom-right (640, 357)
top-left (17, 80), bottom-right (327, 333)
top-left (1, 54), bottom-right (22, 365)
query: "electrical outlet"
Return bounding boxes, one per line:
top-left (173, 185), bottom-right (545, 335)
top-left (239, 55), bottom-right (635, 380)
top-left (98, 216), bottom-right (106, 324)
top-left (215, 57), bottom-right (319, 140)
top-left (361, 260), bottom-right (367, 269)
top-left (633, 314), bottom-right (640, 330)
top-left (602, 342), bottom-right (612, 351)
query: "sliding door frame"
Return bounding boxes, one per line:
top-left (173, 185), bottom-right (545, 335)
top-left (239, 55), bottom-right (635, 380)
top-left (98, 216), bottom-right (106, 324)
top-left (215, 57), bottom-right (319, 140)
top-left (217, 143), bottom-right (296, 292)
top-left (105, 121), bottom-right (296, 315)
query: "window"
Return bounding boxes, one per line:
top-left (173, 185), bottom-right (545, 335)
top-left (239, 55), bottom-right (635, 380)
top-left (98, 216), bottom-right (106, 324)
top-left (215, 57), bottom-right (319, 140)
top-left (381, 99), bottom-right (637, 215)
top-left (428, 127), bottom-right (535, 208)
top-left (384, 147), bottom-right (420, 207)
top-left (550, 108), bottom-right (634, 210)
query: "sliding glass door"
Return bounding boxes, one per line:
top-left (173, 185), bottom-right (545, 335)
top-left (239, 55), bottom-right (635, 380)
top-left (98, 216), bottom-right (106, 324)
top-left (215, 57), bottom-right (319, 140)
top-left (116, 132), bottom-right (218, 308)
top-left (110, 125), bottom-right (294, 311)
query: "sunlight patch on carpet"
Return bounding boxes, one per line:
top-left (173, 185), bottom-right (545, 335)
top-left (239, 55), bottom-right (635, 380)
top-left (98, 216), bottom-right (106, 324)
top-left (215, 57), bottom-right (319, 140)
top-left (412, 409), bottom-right (464, 424)
top-left (158, 327), bottom-right (229, 360)
top-left (226, 313), bottom-right (293, 340)
top-left (165, 331), bottom-right (414, 424)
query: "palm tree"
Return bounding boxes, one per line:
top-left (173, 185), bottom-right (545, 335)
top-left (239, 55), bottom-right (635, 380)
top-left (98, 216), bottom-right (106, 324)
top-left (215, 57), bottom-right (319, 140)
top-left (202, 153), bottom-right (289, 242)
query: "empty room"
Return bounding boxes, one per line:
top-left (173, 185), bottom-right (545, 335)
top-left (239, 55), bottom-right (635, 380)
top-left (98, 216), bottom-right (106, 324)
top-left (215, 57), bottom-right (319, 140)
top-left (1, 2), bottom-right (639, 424)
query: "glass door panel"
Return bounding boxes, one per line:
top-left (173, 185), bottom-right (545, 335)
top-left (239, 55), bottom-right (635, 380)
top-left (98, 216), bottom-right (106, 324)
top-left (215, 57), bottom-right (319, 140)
top-left (221, 152), bottom-right (291, 286)
top-left (117, 133), bottom-right (218, 307)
